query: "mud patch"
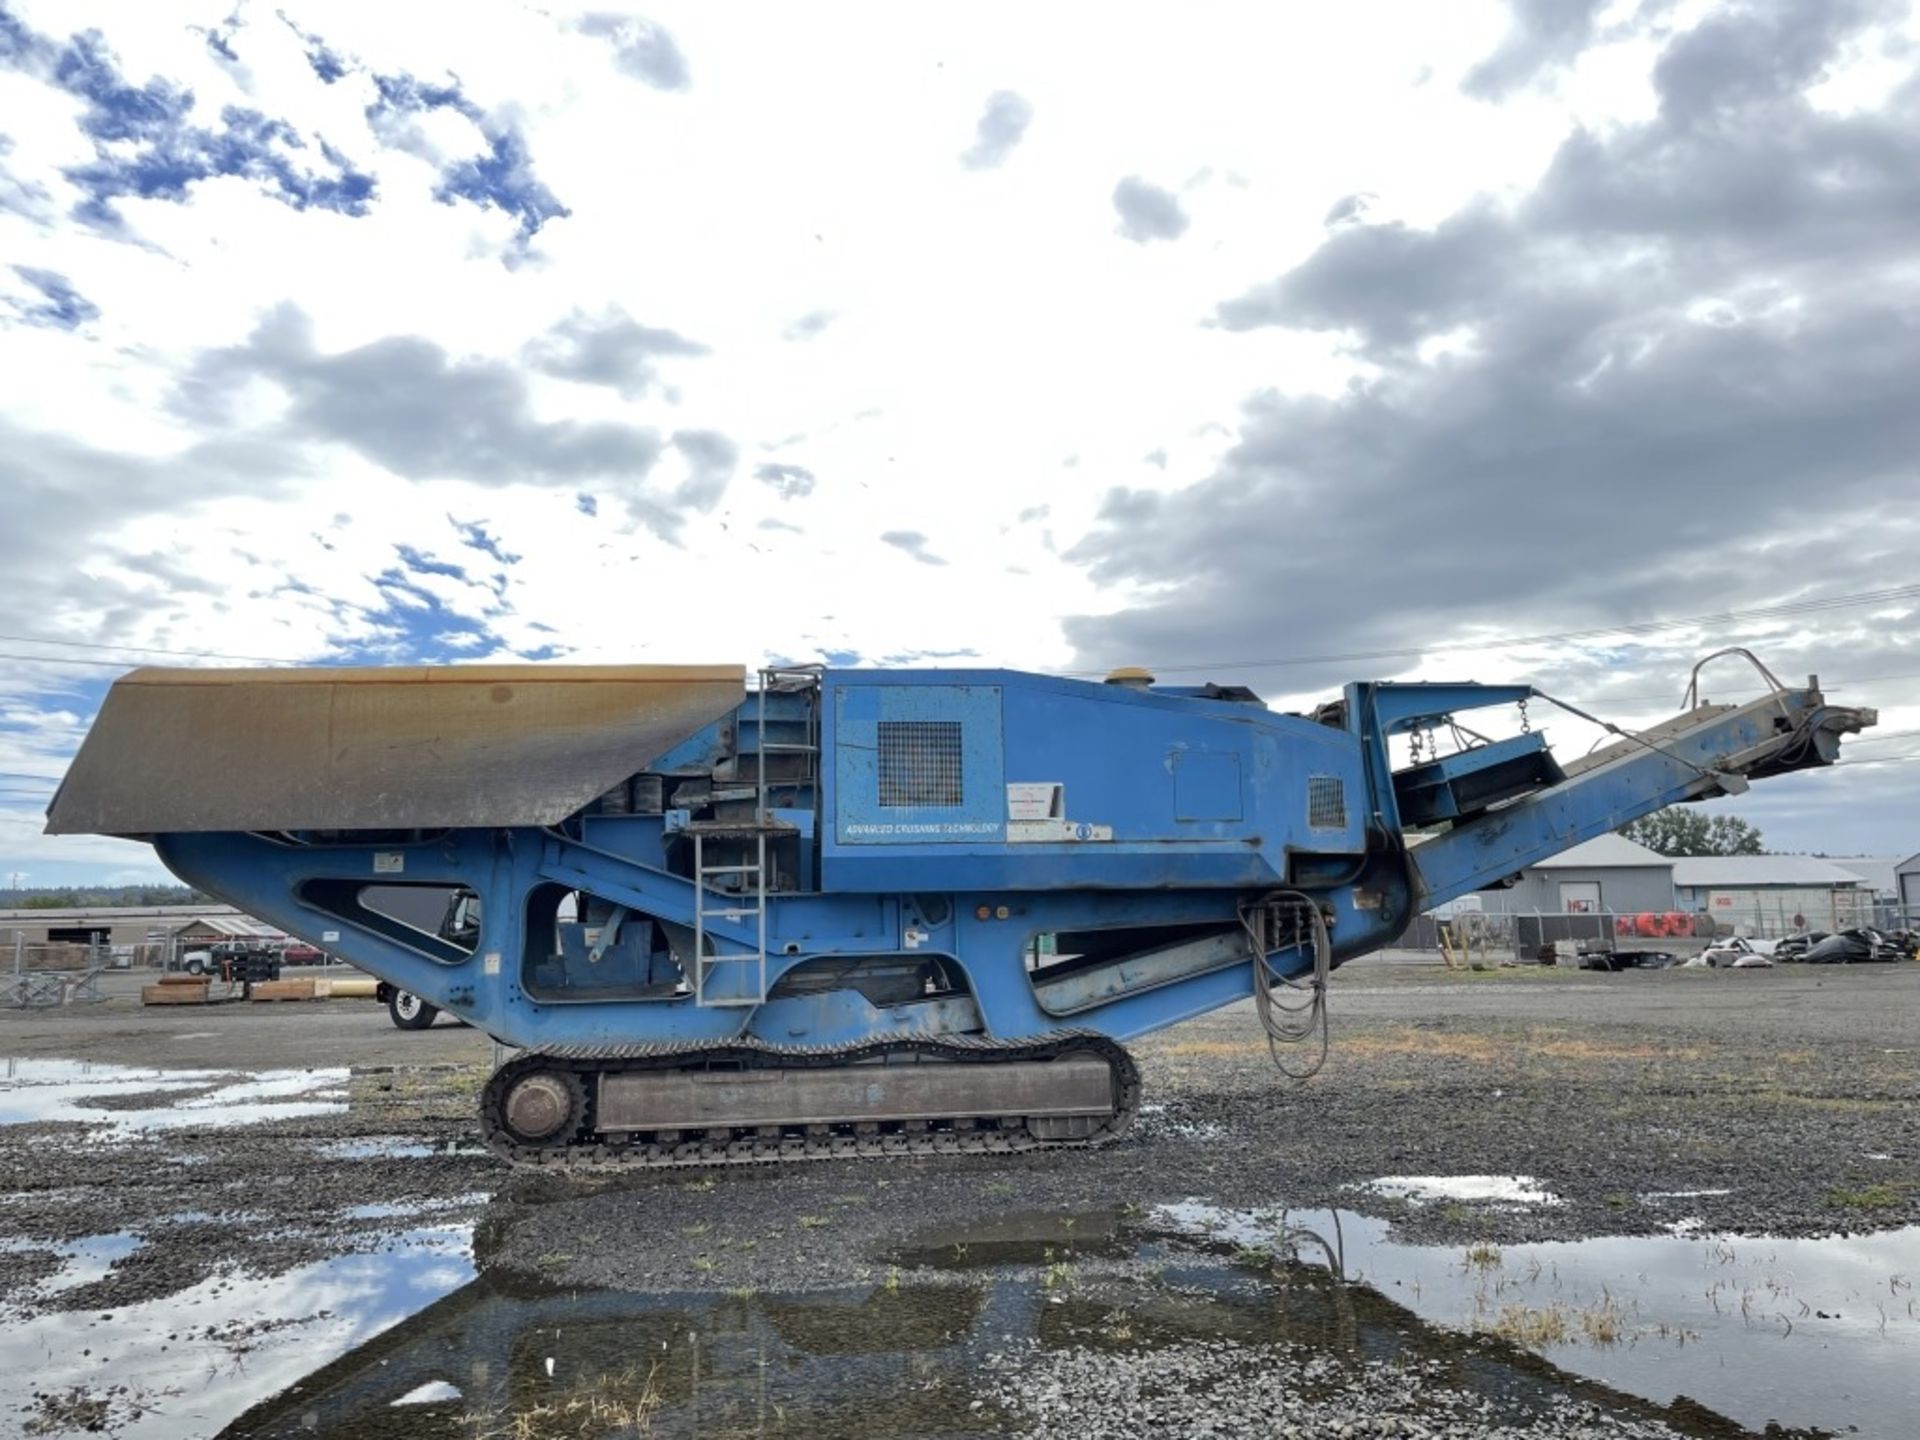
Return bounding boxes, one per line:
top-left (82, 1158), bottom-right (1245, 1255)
top-left (0, 1239), bottom-right (63, 1299)
top-left (77, 1087), bottom-right (222, 1112)
top-left (318, 1136), bottom-right (483, 1160)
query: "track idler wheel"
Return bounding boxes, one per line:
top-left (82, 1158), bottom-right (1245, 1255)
top-left (498, 1070), bottom-right (587, 1148)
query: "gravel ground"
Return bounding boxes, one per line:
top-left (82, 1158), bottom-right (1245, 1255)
top-left (2, 955), bottom-right (1914, 1438)
top-left (0, 1061), bottom-right (496, 1316)
top-left (990, 1342), bottom-right (1699, 1440)
top-left (495, 959), bottom-right (1920, 1295)
top-left (6, 958), bottom-right (1916, 1299)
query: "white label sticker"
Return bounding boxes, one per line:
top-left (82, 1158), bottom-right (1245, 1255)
top-left (1008, 819), bottom-right (1113, 844)
top-left (1007, 782), bottom-right (1063, 820)
top-left (321, 930), bottom-right (341, 943)
top-left (373, 852), bottom-right (404, 874)
top-left (844, 821), bottom-right (1002, 837)
top-left (483, 952), bottom-right (501, 975)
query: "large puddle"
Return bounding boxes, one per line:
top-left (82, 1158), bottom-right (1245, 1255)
top-left (0, 1058), bottom-right (348, 1135)
top-left (1, 1207), bottom-right (1901, 1438)
top-left (1151, 1201), bottom-right (1920, 1439)
top-left (0, 1225), bottom-right (475, 1438)
top-left (2, 1058), bottom-right (1912, 1437)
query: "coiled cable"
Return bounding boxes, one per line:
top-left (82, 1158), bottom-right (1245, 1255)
top-left (1241, 892), bottom-right (1332, 1080)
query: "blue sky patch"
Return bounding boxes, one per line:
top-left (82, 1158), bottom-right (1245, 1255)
top-left (200, 23), bottom-right (238, 64)
top-left (61, 100), bottom-right (377, 229)
top-left (339, 562), bottom-right (498, 664)
top-left (0, 5), bottom-right (51, 68)
top-left (371, 71), bottom-right (483, 123)
top-left (370, 69), bottom-right (568, 242)
top-left (307, 41), bottom-right (348, 84)
top-left (436, 127), bottom-right (570, 240)
top-left (10, 266), bottom-right (99, 328)
top-left (453, 519), bottom-right (522, 567)
top-left (277, 14), bottom-right (351, 84)
top-left (54, 31), bottom-right (193, 143)
top-left (392, 544), bottom-right (469, 582)
top-left (0, 10), bottom-right (377, 232)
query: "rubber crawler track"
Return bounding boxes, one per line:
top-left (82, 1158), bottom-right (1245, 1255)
top-left (478, 1030), bottom-right (1140, 1170)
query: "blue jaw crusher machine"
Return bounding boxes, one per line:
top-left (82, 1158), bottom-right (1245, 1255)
top-left (47, 655), bottom-right (1872, 1165)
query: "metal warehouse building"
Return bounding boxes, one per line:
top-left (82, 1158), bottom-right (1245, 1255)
top-left (1896, 852), bottom-right (1920, 919)
top-left (1424, 838), bottom-right (1901, 941)
top-left (1670, 856), bottom-right (1870, 933)
top-left (1486, 834), bottom-right (1678, 916)
top-left (0, 904), bottom-right (272, 949)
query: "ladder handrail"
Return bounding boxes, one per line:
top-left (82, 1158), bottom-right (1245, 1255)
top-left (692, 667), bottom-right (822, 1006)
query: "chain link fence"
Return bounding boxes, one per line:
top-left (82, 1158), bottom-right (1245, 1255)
top-left (1407, 903), bottom-right (1917, 966)
top-left (4, 933), bottom-right (113, 1008)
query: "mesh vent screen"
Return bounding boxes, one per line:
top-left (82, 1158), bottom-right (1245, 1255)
top-left (1307, 775), bottom-right (1347, 830)
top-left (878, 720), bottom-right (964, 807)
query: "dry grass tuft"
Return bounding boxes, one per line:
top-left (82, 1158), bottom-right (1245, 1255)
top-left (1158, 1039), bottom-right (1266, 1058)
top-left (1342, 1031), bottom-right (1503, 1062)
top-left (1488, 1302), bottom-right (1571, 1346)
top-left (1482, 1296), bottom-right (1631, 1349)
top-left (463, 1363), bottom-right (663, 1439)
top-left (1338, 1026), bottom-right (1701, 1063)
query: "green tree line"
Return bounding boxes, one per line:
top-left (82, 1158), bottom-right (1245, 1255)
top-left (1618, 808), bottom-right (1764, 857)
top-left (0, 885), bottom-right (209, 909)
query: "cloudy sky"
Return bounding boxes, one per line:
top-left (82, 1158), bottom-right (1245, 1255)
top-left (2, 0), bottom-right (1917, 886)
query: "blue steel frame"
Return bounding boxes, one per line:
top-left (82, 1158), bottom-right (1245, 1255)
top-left (147, 669), bottom-right (1856, 1055)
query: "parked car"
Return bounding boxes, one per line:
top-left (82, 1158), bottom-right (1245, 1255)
top-left (373, 982), bottom-right (474, 1031)
top-left (1772, 932), bottom-right (1830, 962)
top-left (1698, 936), bottom-right (1776, 968)
top-left (168, 939), bottom-right (282, 982)
top-left (280, 942), bottom-right (328, 966)
top-left (371, 889), bottom-right (481, 1031)
top-left (1804, 928), bottom-right (1908, 964)
top-left (1579, 948), bottom-right (1678, 971)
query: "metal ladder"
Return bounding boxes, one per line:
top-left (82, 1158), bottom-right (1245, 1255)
top-left (689, 666), bottom-right (820, 1007)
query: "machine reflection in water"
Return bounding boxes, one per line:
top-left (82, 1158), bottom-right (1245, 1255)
top-left (218, 1206), bottom-right (1813, 1440)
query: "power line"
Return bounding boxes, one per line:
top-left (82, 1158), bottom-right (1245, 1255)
top-left (1585, 671), bottom-right (1920, 706)
top-left (0, 650), bottom-right (206, 671)
top-left (0, 649), bottom-right (281, 671)
top-left (1061, 583), bottom-right (1920, 678)
top-left (5, 582), bottom-right (1920, 677)
top-left (0, 632), bottom-right (297, 664)
top-left (1842, 727), bottom-right (1920, 746)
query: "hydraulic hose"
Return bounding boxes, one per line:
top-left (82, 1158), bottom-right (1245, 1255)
top-left (1240, 892), bottom-right (1332, 1080)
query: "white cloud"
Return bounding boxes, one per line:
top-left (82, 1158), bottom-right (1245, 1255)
top-left (2, 0), bottom-right (1914, 881)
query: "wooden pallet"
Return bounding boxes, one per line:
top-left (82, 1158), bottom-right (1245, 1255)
top-left (142, 979), bottom-right (212, 1005)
